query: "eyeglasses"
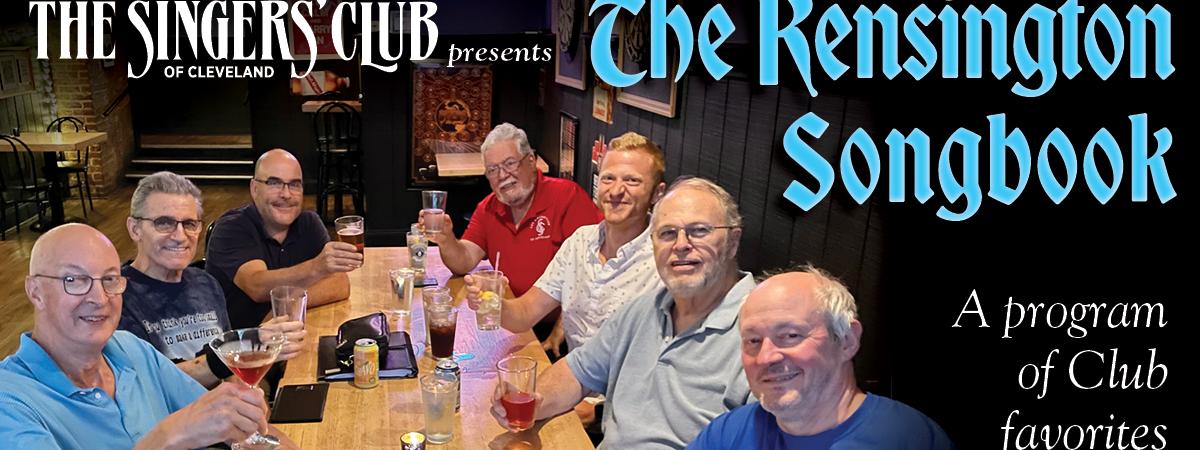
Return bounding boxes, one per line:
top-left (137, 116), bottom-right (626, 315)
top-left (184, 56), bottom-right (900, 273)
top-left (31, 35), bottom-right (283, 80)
top-left (254, 177), bottom-right (304, 192)
top-left (484, 155), bottom-right (529, 178)
top-left (654, 224), bottom-right (739, 243)
top-left (31, 274), bottom-right (128, 295)
top-left (132, 216), bottom-right (203, 234)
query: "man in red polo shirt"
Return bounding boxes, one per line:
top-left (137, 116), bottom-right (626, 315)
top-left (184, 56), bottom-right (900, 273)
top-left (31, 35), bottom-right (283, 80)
top-left (424, 123), bottom-right (602, 339)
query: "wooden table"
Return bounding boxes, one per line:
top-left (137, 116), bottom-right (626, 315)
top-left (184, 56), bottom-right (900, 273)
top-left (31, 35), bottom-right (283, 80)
top-left (302, 100), bottom-right (362, 113)
top-left (434, 152), bottom-right (551, 178)
top-left (275, 247), bottom-right (593, 449)
top-left (4, 131), bottom-right (108, 228)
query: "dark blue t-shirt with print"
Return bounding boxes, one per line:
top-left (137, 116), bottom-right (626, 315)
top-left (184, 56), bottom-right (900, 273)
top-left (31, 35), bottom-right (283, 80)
top-left (118, 265), bottom-right (231, 361)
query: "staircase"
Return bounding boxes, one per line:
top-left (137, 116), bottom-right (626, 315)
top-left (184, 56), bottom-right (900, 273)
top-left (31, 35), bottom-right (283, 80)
top-left (126, 134), bottom-right (257, 183)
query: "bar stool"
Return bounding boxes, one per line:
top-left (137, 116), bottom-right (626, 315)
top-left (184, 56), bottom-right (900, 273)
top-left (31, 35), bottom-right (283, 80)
top-left (47, 116), bottom-right (94, 219)
top-left (1, 135), bottom-right (53, 240)
top-left (313, 102), bottom-right (364, 221)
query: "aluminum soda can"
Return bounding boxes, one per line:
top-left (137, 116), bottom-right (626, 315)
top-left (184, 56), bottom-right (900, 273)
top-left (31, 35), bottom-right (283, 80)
top-left (434, 358), bottom-right (461, 412)
top-left (400, 431), bottom-right (426, 450)
top-left (354, 338), bottom-right (379, 389)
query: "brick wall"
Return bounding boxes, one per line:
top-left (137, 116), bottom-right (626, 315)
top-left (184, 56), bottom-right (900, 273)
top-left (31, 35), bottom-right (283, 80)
top-left (47, 25), bottom-right (134, 197)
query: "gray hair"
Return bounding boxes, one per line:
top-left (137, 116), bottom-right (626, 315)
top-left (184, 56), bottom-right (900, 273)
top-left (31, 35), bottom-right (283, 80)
top-left (130, 171), bottom-right (203, 217)
top-left (796, 264), bottom-right (859, 342)
top-left (480, 123), bottom-right (534, 163)
top-left (653, 176), bottom-right (743, 228)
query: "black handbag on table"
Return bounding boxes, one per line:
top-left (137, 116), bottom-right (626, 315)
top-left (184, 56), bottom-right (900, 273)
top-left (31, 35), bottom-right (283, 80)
top-left (334, 312), bottom-right (389, 369)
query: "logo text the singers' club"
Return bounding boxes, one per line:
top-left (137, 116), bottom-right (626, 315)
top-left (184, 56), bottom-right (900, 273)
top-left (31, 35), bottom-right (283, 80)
top-left (27, 1), bottom-right (441, 79)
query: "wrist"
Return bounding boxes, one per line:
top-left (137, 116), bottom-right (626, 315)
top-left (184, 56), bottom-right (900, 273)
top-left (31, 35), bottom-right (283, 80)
top-left (306, 257), bottom-right (331, 278)
top-left (140, 417), bottom-right (184, 450)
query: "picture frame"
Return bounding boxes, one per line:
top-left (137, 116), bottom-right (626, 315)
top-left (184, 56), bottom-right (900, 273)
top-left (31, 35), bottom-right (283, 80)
top-left (411, 62), bottom-right (494, 186)
top-left (615, 11), bottom-right (679, 118)
top-left (559, 112), bottom-right (579, 180)
top-left (554, 0), bottom-right (588, 90)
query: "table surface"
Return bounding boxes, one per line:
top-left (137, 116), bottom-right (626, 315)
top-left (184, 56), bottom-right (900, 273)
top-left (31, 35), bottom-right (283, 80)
top-left (275, 247), bottom-right (593, 449)
top-left (6, 132), bottom-right (108, 152)
top-left (435, 152), bottom-right (551, 178)
top-left (302, 100), bottom-right (363, 113)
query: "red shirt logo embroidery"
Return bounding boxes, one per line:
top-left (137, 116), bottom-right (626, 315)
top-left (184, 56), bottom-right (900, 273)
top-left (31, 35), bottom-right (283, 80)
top-left (531, 216), bottom-right (551, 241)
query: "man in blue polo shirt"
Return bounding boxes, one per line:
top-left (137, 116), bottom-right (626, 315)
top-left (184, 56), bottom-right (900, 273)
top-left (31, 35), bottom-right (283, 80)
top-left (490, 177), bottom-right (756, 449)
top-left (207, 149), bottom-right (361, 329)
top-left (687, 268), bottom-right (954, 449)
top-left (0, 224), bottom-right (292, 449)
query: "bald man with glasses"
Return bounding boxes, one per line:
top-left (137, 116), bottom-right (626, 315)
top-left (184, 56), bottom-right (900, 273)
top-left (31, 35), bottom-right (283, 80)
top-left (207, 149), bottom-right (361, 329)
top-left (0, 223), bottom-right (298, 449)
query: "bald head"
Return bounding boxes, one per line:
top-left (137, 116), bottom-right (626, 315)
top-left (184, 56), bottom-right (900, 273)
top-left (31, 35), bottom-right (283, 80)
top-left (250, 148), bottom-right (304, 231)
top-left (254, 148), bottom-right (301, 178)
top-left (30, 223), bottom-right (121, 275)
top-left (743, 268), bottom-right (859, 343)
top-left (27, 224), bottom-right (124, 352)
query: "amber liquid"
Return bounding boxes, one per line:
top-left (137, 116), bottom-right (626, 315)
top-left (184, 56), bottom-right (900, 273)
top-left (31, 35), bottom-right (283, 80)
top-left (337, 228), bottom-right (365, 253)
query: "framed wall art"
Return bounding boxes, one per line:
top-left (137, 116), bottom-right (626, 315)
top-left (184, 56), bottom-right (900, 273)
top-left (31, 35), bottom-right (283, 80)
top-left (615, 11), bottom-right (679, 118)
top-left (411, 62), bottom-right (493, 185)
top-left (554, 0), bottom-right (588, 90)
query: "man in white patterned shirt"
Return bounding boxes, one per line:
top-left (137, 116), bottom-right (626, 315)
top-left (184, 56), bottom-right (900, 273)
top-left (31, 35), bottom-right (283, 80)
top-left (464, 131), bottom-right (666, 424)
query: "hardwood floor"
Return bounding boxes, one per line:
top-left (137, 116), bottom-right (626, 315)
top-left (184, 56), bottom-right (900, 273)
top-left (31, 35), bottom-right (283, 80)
top-left (0, 184), bottom-right (324, 357)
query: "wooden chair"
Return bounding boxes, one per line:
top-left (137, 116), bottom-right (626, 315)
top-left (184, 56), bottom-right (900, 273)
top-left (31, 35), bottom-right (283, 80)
top-left (47, 116), bottom-right (94, 218)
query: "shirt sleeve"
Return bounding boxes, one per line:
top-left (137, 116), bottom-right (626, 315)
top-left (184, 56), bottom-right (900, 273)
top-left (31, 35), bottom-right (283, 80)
top-left (460, 199), bottom-right (492, 255)
top-left (565, 291), bottom-right (639, 394)
top-left (532, 229), bottom-right (584, 303)
top-left (205, 213), bottom-right (263, 282)
top-left (196, 270), bottom-right (232, 331)
top-left (0, 400), bottom-right (61, 448)
top-left (301, 211), bottom-right (331, 257)
top-left (559, 183), bottom-right (603, 239)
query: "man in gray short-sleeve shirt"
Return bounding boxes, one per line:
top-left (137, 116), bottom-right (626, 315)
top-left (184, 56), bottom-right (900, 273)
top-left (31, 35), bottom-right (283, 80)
top-left (489, 177), bottom-right (755, 449)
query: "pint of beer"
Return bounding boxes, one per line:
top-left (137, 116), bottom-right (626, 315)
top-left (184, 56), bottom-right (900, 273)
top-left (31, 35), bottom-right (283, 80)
top-left (335, 215), bottom-right (365, 254)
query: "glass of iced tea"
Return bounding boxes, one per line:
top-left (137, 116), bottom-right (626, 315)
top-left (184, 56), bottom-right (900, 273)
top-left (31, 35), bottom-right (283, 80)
top-left (426, 304), bottom-right (458, 360)
top-left (497, 355), bottom-right (537, 432)
top-left (334, 215), bottom-right (365, 255)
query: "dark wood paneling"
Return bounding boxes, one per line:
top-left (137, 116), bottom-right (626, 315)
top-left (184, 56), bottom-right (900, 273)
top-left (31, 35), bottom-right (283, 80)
top-left (737, 85), bottom-right (780, 272)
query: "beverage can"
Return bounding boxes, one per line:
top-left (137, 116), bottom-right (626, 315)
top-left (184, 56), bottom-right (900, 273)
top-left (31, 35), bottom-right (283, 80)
top-left (400, 431), bottom-right (426, 450)
top-left (434, 358), bottom-right (461, 412)
top-left (354, 338), bottom-right (379, 389)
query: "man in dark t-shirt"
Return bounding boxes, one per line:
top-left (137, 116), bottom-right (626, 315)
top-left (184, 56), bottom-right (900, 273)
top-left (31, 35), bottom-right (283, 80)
top-left (206, 149), bottom-right (361, 329)
top-left (121, 171), bottom-right (305, 388)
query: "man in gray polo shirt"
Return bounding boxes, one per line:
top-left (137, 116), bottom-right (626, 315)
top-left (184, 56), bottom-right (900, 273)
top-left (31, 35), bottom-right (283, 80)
top-left (491, 177), bottom-right (755, 449)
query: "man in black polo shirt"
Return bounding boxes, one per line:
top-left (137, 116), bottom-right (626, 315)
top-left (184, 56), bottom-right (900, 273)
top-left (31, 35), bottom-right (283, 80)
top-left (206, 149), bottom-right (362, 329)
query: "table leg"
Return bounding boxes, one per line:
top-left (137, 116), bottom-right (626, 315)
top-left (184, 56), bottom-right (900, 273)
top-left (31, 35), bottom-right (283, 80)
top-left (28, 151), bottom-right (80, 231)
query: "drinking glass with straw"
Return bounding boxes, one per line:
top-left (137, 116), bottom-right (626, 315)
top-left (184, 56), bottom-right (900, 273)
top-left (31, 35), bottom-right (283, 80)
top-left (475, 252), bottom-right (504, 331)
